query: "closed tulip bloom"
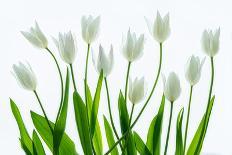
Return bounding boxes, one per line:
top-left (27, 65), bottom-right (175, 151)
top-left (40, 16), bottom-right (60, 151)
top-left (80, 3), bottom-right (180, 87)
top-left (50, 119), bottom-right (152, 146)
top-left (128, 77), bottom-right (146, 104)
top-left (92, 44), bottom-right (114, 77)
top-left (122, 29), bottom-right (144, 62)
top-left (201, 28), bottom-right (220, 57)
top-left (163, 72), bottom-right (181, 102)
top-left (12, 62), bottom-right (37, 91)
top-left (145, 11), bottom-right (170, 43)
top-left (185, 55), bottom-right (205, 86)
top-left (53, 31), bottom-right (77, 64)
top-left (81, 15), bottom-right (100, 44)
top-left (21, 22), bottom-right (48, 49)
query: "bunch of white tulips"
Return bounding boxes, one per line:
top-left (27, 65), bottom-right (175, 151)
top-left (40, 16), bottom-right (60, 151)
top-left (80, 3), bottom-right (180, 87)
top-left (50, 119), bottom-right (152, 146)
top-left (11, 11), bottom-right (220, 155)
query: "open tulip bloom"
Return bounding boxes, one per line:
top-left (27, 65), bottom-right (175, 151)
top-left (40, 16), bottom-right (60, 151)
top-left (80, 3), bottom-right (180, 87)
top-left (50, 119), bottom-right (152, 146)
top-left (10, 12), bottom-right (219, 155)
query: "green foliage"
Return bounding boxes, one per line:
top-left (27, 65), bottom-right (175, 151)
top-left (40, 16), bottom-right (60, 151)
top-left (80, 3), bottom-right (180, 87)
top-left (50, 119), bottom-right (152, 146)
top-left (175, 108), bottom-right (184, 155)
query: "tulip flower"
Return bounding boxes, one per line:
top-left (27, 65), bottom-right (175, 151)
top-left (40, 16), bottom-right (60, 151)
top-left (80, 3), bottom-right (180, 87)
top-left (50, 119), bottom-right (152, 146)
top-left (128, 77), bottom-right (146, 104)
top-left (163, 72), bottom-right (181, 102)
top-left (21, 22), bottom-right (48, 49)
top-left (201, 28), bottom-right (220, 57)
top-left (92, 44), bottom-right (114, 77)
top-left (122, 29), bottom-right (144, 62)
top-left (185, 55), bottom-right (205, 86)
top-left (145, 11), bottom-right (170, 43)
top-left (81, 15), bottom-right (100, 44)
top-left (12, 62), bottom-right (37, 91)
top-left (53, 31), bottom-right (77, 64)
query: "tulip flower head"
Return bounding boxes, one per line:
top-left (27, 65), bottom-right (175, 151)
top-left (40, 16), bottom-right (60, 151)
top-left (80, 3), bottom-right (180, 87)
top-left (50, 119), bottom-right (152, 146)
top-left (122, 29), bottom-right (144, 62)
top-left (163, 72), bottom-right (181, 102)
top-left (53, 31), bottom-right (77, 64)
top-left (81, 15), bottom-right (100, 44)
top-left (92, 44), bottom-right (114, 77)
top-left (128, 77), bottom-right (146, 104)
top-left (12, 62), bottom-right (37, 91)
top-left (201, 28), bottom-right (220, 57)
top-left (21, 22), bottom-right (48, 49)
top-left (185, 55), bottom-right (205, 86)
top-left (145, 11), bottom-right (170, 43)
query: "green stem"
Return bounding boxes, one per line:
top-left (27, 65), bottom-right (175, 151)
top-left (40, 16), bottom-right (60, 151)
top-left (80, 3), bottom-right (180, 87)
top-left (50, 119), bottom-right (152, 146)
top-left (70, 64), bottom-right (77, 91)
top-left (195, 57), bottom-right (214, 154)
top-left (104, 78), bottom-right (123, 150)
top-left (33, 90), bottom-right (53, 134)
top-left (164, 102), bottom-right (174, 155)
top-left (124, 62), bottom-right (131, 104)
top-left (183, 85), bottom-right (193, 154)
top-left (129, 104), bottom-right (135, 126)
top-left (104, 43), bottom-right (163, 155)
top-left (45, 47), bottom-right (64, 123)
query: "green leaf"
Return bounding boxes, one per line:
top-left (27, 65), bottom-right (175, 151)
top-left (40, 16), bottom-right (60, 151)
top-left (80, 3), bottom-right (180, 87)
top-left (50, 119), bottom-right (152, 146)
top-left (20, 138), bottom-right (33, 155)
top-left (31, 111), bottom-right (77, 155)
top-left (53, 69), bottom-right (70, 154)
top-left (103, 116), bottom-right (119, 155)
top-left (175, 108), bottom-right (184, 155)
top-left (118, 91), bottom-right (136, 155)
top-left (86, 84), bottom-right (103, 155)
top-left (90, 71), bottom-right (103, 137)
top-left (10, 99), bottom-right (33, 154)
top-left (73, 91), bottom-right (93, 155)
top-left (187, 96), bottom-right (215, 155)
top-left (146, 95), bottom-right (165, 155)
top-left (32, 130), bottom-right (46, 155)
top-left (134, 132), bottom-right (152, 155)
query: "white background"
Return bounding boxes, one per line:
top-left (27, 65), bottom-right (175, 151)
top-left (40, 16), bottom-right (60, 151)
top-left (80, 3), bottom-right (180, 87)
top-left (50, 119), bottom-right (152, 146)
top-left (0, 0), bottom-right (231, 154)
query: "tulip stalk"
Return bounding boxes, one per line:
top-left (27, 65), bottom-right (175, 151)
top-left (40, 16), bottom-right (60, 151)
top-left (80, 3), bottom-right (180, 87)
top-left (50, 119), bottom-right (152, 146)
top-left (70, 64), bottom-right (77, 91)
top-left (164, 102), bottom-right (173, 155)
top-left (124, 62), bottom-right (131, 104)
top-left (84, 44), bottom-right (91, 105)
top-left (183, 85), bottom-right (193, 154)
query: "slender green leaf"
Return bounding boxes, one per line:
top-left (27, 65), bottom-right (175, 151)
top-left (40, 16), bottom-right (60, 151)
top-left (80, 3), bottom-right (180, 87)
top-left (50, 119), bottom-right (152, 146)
top-left (134, 132), bottom-right (152, 155)
top-left (187, 96), bottom-right (215, 155)
top-left (146, 116), bottom-right (157, 151)
top-left (175, 108), bottom-right (184, 155)
top-left (90, 71), bottom-right (103, 137)
top-left (53, 69), bottom-right (70, 154)
top-left (32, 130), bottom-right (46, 155)
top-left (31, 111), bottom-right (77, 155)
top-left (10, 99), bottom-right (33, 154)
top-left (73, 91), bottom-right (93, 155)
top-left (20, 138), bottom-right (33, 155)
top-left (103, 116), bottom-right (119, 155)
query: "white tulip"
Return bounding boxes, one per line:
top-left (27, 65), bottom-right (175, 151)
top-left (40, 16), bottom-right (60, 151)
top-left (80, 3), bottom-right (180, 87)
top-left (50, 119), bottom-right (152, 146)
top-left (185, 55), bottom-right (205, 86)
top-left (53, 31), bottom-right (77, 64)
top-left (163, 72), bottom-right (181, 102)
top-left (12, 62), bottom-right (37, 91)
top-left (128, 77), bottom-right (146, 104)
top-left (201, 28), bottom-right (220, 57)
top-left (122, 29), bottom-right (144, 62)
top-left (21, 22), bottom-right (48, 49)
top-left (92, 44), bottom-right (114, 77)
top-left (145, 11), bottom-right (170, 43)
top-left (81, 15), bottom-right (100, 44)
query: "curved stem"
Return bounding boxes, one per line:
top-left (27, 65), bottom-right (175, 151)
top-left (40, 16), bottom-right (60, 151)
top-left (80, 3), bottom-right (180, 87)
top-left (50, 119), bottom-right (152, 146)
top-left (183, 85), bottom-right (193, 154)
top-left (45, 47), bottom-right (64, 122)
top-left (124, 62), bottom-right (131, 104)
top-left (70, 64), bottom-right (77, 91)
top-left (129, 104), bottom-right (135, 126)
top-left (33, 90), bottom-right (53, 134)
top-left (104, 43), bottom-right (163, 155)
top-left (195, 57), bottom-right (214, 154)
top-left (164, 102), bottom-right (174, 155)
top-left (104, 78), bottom-right (123, 150)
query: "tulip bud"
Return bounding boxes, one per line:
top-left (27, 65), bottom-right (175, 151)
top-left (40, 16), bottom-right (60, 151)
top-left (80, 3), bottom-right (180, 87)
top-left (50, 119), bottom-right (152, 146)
top-left (145, 11), bottom-right (170, 43)
top-left (81, 15), bottom-right (100, 44)
top-left (53, 31), bottom-right (77, 64)
top-left (122, 29), bottom-right (144, 62)
top-left (185, 55), bottom-right (205, 86)
top-left (92, 44), bottom-right (114, 77)
top-left (128, 77), bottom-right (146, 104)
top-left (21, 22), bottom-right (48, 49)
top-left (12, 62), bottom-right (37, 91)
top-left (163, 72), bottom-right (181, 102)
top-left (201, 28), bottom-right (220, 57)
